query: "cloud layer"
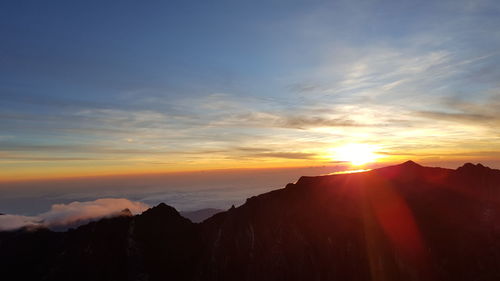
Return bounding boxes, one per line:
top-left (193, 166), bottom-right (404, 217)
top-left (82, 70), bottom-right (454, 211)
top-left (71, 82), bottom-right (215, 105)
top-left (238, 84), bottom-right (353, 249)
top-left (0, 198), bottom-right (149, 231)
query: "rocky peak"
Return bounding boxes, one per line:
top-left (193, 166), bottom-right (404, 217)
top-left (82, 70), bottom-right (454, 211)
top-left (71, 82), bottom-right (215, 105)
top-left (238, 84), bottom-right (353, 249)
top-left (400, 160), bottom-right (422, 168)
top-left (142, 203), bottom-right (179, 217)
top-left (457, 162), bottom-right (490, 173)
top-left (119, 208), bottom-right (132, 217)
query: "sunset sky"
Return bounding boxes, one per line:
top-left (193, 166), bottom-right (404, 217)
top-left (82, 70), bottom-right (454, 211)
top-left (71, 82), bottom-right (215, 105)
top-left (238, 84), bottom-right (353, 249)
top-left (2, 0), bottom-right (500, 181)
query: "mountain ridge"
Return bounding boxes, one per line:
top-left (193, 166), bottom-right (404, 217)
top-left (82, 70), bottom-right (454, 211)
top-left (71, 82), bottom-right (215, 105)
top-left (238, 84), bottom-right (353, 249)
top-left (2, 161), bottom-right (500, 281)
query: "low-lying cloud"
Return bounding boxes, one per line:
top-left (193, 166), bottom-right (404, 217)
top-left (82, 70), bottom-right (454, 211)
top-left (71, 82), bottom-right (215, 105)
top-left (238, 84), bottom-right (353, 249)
top-left (0, 198), bottom-right (149, 232)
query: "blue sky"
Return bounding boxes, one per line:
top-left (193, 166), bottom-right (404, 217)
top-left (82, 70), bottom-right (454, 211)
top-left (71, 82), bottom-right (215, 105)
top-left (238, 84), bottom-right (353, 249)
top-left (1, 0), bottom-right (500, 180)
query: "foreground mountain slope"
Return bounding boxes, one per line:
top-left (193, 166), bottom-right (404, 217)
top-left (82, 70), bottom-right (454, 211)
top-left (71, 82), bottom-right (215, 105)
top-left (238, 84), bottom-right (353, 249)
top-left (1, 161), bottom-right (500, 281)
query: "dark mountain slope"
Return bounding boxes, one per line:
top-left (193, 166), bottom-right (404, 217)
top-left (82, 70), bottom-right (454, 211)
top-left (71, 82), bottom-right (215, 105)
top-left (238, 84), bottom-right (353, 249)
top-left (181, 208), bottom-right (223, 223)
top-left (1, 161), bottom-right (500, 281)
top-left (195, 161), bottom-right (500, 281)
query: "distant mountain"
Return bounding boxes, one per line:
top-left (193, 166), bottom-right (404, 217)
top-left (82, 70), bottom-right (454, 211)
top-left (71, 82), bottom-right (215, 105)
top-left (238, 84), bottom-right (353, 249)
top-left (180, 208), bottom-right (223, 223)
top-left (1, 161), bottom-right (500, 281)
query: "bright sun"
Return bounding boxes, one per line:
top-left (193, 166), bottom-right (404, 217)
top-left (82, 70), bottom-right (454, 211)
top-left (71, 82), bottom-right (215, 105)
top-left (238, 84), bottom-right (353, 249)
top-left (331, 143), bottom-right (379, 166)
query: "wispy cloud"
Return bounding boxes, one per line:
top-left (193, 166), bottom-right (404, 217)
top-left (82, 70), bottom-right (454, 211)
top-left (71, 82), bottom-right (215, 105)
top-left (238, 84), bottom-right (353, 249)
top-left (2, 0), bottom-right (500, 180)
top-left (416, 111), bottom-right (492, 123)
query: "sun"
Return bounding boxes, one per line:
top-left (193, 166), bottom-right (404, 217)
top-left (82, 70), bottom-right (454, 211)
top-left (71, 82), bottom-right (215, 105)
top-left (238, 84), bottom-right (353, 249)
top-left (331, 143), bottom-right (379, 166)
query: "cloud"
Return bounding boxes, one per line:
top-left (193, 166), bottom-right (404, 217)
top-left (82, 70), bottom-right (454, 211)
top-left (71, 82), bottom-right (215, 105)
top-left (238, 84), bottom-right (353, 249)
top-left (0, 198), bottom-right (149, 232)
top-left (0, 143), bottom-right (158, 154)
top-left (248, 152), bottom-right (317, 160)
top-left (211, 110), bottom-right (373, 130)
top-left (416, 111), bottom-right (492, 123)
top-left (413, 94), bottom-right (500, 126)
top-left (280, 115), bottom-right (368, 129)
top-left (0, 214), bottom-right (39, 231)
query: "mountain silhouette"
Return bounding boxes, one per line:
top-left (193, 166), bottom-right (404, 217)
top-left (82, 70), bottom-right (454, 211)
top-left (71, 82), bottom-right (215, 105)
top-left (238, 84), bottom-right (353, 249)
top-left (180, 208), bottom-right (223, 223)
top-left (1, 161), bottom-right (500, 281)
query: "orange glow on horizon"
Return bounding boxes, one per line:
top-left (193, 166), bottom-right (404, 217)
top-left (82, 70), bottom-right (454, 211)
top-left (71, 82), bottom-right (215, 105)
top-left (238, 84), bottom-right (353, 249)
top-left (0, 159), bottom-right (338, 182)
top-left (1, 147), bottom-right (495, 183)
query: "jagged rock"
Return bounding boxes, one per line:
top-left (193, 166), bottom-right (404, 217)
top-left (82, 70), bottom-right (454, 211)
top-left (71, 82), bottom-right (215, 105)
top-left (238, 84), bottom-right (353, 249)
top-left (2, 161), bottom-right (500, 281)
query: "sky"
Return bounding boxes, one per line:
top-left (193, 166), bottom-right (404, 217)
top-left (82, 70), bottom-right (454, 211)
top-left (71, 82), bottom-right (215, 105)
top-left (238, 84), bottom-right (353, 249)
top-left (1, 0), bottom-right (500, 184)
